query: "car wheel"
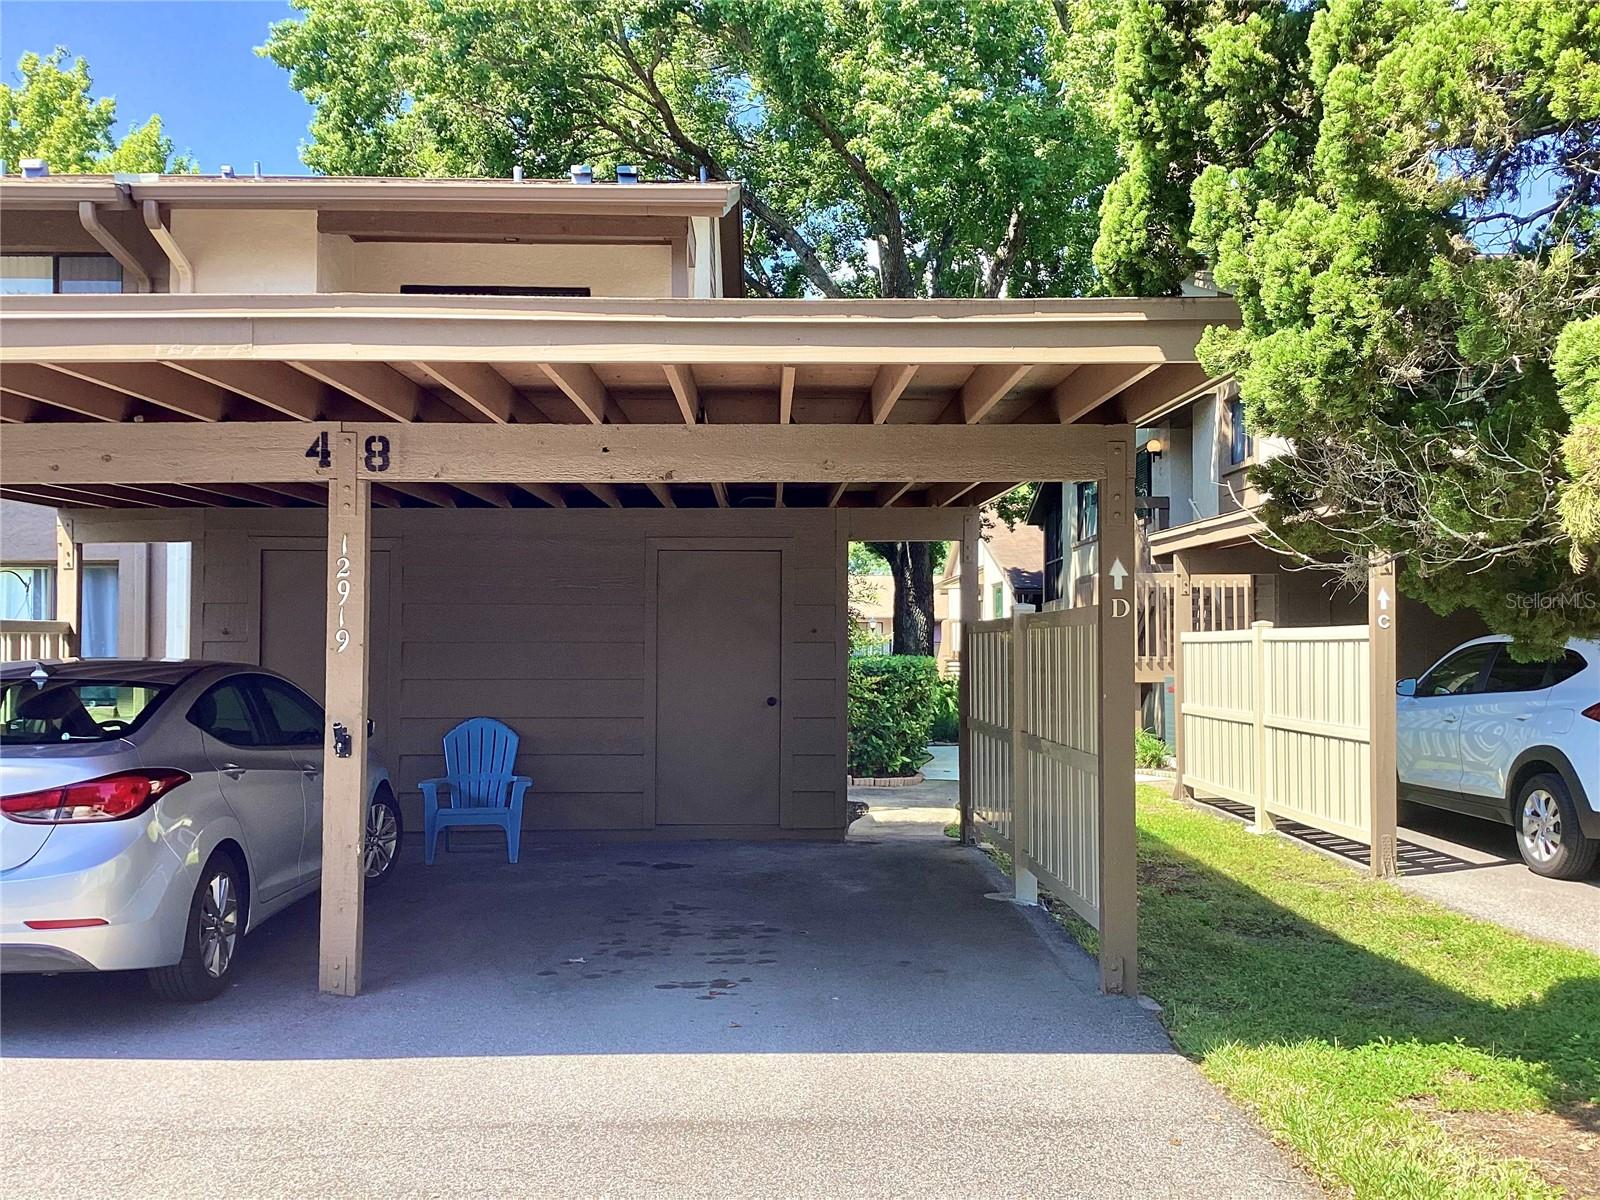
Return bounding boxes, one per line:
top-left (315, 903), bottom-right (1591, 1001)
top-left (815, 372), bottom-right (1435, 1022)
top-left (363, 791), bottom-right (403, 887)
top-left (148, 853), bottom-right (242, 1002)
top-left (1514, 773), bottom-right (1599, 881)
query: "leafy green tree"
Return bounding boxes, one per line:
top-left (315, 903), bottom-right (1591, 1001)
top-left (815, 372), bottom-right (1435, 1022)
top-left (265, 0), bottom-right (1118, 651)
top-left (0, 48), bottom-right (192, 173)
top-left (1098, 0), bottom-right (1600, 653)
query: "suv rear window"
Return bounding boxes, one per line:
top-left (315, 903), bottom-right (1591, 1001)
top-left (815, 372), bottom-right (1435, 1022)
top-left (0, 679), bottom-right (169, 744)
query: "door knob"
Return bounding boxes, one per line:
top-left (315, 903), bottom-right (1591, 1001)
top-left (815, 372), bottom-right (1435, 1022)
top-left (766, 696), bottom-right (778, 707)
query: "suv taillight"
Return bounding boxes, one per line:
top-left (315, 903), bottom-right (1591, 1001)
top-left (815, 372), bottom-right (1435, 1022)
top-left (1583, 702), bottom-right (1600, 724)
top-left (0, 769), bottom-right (190, 824)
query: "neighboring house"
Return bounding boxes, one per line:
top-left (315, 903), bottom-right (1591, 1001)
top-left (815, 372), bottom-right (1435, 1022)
top-left (936, 523), bottom-right (1044, 674)
top-left (849, 570), bottom-right (948, 658)
top-left (0, 498), bottom-right (188, 659)
top-left (1033, 374), bottom-right (1488, 739)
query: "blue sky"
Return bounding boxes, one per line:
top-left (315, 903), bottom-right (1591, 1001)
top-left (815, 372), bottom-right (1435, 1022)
top-left (0, 1), bottom-right (314, 174)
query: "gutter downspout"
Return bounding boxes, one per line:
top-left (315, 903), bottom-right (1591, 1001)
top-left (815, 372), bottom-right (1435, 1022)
top-left (78, 200), bottom-right (151, 293)
top-left (142, 199), bottom-right (193, 293)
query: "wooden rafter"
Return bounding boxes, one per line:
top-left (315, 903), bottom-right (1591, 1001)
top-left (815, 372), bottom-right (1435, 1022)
top-left (515, 483), bottom-right (567, 508)
top-left (960, 363), bottom-right (1033, 424)
top-left (416, 361), bottom-right (526, 424)
top-left (1052, 364), bottom-right (1160, 424)
top-left (50, 362), bottom-right (230, 422)
top-left (293, 361), bottom-right (421, 422)
top-left (926, 481), bottom-right (980, 507)
top-left (165, 360), bottom-right (323, 421)
top-left (1109, 363), bottom-right (1216, 424)
top-left (825, 482), bottom-right (849, 507)
top-left (875, 480), bottom-right (918, 506)
top-left (6, 364), bottom-right (137, 422)
top-left (539, 362), bottom-right (612, 424)
top-left (709, 481), bottom-right (729, 508)
top-left (645, 483), bottom-right (676, 508)
top-left (381, 481), bottom-right (461, 507)
top-left (450, 482), bottom-right (520, 507)
top-left (0, 392), bottom-right (39, 423)
top-left (584, 483), bottom-right (623, 509)
top-left (869, 364), bottom-right (918, 424)
top-left (662, 365), bottom-right (699, 424)
top-left (778, 366), bottom-right (796, 424)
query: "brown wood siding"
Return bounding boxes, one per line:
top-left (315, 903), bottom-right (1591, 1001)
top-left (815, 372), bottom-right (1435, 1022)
top-left (185, 506), bottom-right (845, 838)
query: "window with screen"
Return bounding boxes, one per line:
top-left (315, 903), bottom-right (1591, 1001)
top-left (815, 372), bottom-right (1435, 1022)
top-left (1228, 394), bottom-right (1254, 466)
top-left (1074, 482), bottom-right (1098, 543)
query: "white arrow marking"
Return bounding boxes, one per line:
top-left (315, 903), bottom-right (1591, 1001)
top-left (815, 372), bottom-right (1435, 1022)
top-left (1378, 588), bottom-right (1390, 612)
top-left (1109, 558), bottom-right (1128, 591)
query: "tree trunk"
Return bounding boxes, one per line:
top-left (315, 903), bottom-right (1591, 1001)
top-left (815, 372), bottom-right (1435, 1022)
top-left (867, 540), bottom-right (935, 655)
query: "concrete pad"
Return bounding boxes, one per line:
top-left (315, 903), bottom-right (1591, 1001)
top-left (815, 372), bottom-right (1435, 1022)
top-left (2, 812), bottom-right (1313, 1198)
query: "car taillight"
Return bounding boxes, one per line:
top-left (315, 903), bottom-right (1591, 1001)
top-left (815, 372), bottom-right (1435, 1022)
top-left (1583, 702), bottom-right (1600, 723)
top-left (0, 769), bottom-right (190, 824)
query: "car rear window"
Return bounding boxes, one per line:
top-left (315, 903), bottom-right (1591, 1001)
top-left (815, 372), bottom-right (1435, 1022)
top-left (0, 679), bottom-right (170, 744)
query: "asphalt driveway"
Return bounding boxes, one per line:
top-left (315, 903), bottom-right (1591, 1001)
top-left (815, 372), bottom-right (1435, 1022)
top-left (1, 801), bottom-right (1312, 1198)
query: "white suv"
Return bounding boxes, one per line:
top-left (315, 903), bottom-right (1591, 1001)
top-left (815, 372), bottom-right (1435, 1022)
top-left (1397, 636), bottom-right (1599, 879)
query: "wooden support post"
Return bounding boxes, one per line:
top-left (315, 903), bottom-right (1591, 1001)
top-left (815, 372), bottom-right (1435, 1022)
top-left (318, 434), bottom-right (372, 997)
top-left (1249, 620), bottom-right (1275, 835)
top-left (54, 514), bottom-right (83, 658)
top-left (1171, 551), bottom-right (1191, 801)
top-left (1368, 555), bottom-right (1399, 879)
top-left (1010, 603), bottom-right (1038, 904)
top-left (1096, 432), bottom-right (1139, 996)
top-left (957, 508), bottom-right (981, 846)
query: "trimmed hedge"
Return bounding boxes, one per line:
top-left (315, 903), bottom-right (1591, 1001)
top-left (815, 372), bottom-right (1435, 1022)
top-left (929, 674), bottom-right (959, 743)
top-left (847, 654), bottom-right (939, 778)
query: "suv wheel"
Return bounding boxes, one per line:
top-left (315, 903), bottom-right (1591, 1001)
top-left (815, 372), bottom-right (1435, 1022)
top-left (148, 853), bottom-right (242, 1002)
top-left (1514, 773), bottom-right (1598, 880)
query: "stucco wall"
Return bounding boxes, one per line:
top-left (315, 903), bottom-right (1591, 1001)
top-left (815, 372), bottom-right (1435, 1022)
top-left (333, 240), bottom-right (674, 297)
top-left (170, 209), bottom-right (322, 293)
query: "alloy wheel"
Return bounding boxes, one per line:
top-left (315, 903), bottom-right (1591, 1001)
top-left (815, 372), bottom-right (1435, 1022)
top-left (365, 802), bottom-right (399, 878)
top-left (1519, 789), bottom-right (1562, 863)
top-left (198, 871), bottom-right (239, 979)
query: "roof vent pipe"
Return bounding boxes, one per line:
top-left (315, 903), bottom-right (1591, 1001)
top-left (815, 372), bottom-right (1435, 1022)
top-left (569, 164), bottom-right (593, 184)
top-left (512, 165), bottom-right (524, 182)
top-left (699, 165), bottom-right (709, 183)
top-left (0, 160), bottom-right (8, 176)
top-left (253, 161), bottom-right (262, 179)
top-left (20, 158), bottom-right (48, 179)
top-left (616, 164), bottom-right (639, 184)
top-left (220, 164), bottom-right (236, 179)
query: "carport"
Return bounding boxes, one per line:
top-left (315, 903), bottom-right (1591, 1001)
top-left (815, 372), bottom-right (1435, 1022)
top-left (0, 293), bottom-right (1235, 999)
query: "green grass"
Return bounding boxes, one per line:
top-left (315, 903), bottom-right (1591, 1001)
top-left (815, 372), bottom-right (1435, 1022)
top-left (1060, 787), bottom-right (1600, 1199)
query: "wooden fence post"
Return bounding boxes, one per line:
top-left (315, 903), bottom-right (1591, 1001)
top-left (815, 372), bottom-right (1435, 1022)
top-left (1249, 620), bottom-right (1275, 835)
top-left (1010, 604), bottom-right (1038, 905)
top-left (1097, 432), bottom-right (1138, 996)
top-left (1171, 551), bottom-right (1191, 800)
top-left (1368, 556), bottom-right (1399, 879)
top-left (957, 507), bottom-right (981, 846)
top-left (318, 434), bottom-right (372, 997)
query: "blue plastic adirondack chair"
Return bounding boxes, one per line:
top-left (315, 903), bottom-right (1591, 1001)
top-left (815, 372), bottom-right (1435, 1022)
top-left (420, 718), bottom-right (532, 865)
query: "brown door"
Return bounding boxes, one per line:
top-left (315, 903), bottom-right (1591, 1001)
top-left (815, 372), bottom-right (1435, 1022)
top-left (259, 548), bottom-right (393, 751)
top-left (655, 549), bottom-right (782, 827)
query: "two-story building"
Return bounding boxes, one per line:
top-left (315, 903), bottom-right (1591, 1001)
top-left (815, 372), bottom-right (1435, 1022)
top-left (1032, 371), bottom-right (1489, 741)
top-left (0, 166), bottom-right (1238, 996)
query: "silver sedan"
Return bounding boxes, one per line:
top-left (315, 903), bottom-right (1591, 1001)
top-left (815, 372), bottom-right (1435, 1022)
top-left (0, 660), bottom-right (400, 1000)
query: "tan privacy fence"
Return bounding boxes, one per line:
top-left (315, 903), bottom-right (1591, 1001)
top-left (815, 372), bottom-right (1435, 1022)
top-left (967, 607), bottom-right (1101, 926)
top-left (1181, 622), bottom-right (1381, 845)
